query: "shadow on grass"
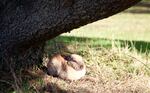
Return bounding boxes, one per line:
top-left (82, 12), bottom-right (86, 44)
top-left (47, 36), bottom-right (150, 54)
top-left (136, 1), bottom-right (150, 8)
top-left (40, 83), bottom-right (68, 93)
top-left (123, 1), bottom-right (150, 14)
top-left (0, 69), bottom-right (91, 93)
top-left (40, 82), bottom-right (92, 93)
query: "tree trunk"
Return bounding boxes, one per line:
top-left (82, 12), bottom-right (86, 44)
top-left (0, 0), bottom-right (141, 71)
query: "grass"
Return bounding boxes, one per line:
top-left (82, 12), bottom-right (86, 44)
top-left (9, 1), bottom-right (150, 93)
top-left (62, 13), bottom-right (150, 41)
top-left (41, 39), bottom-right (150, 93)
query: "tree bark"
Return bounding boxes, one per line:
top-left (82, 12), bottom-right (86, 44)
top-left (0, 0), bottom-right (141, 71)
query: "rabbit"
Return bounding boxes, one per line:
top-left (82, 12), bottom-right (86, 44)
top-left (47, 54), bottom-right (86, 81)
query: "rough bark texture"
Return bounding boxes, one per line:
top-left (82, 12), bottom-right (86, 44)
top-left (0, 0), bottom-right (141, 71)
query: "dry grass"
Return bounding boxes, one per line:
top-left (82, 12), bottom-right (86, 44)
top-left (25, 43), bottom-right (150, 93)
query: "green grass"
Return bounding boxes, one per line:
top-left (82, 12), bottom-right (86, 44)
top-left (47, 36), bottom-right (150, 53)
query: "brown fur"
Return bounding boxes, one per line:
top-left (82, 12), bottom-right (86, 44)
top-left (54, 54), bottom-right (67, 71)
top-left (47, 54), bottom-right (67, 76)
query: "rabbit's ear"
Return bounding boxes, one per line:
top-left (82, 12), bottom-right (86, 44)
top-left (64, 55), bottom-right (72, 61)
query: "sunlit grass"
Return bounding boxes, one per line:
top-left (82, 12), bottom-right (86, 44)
top-left (62, 13), bottom-right (150, 41)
